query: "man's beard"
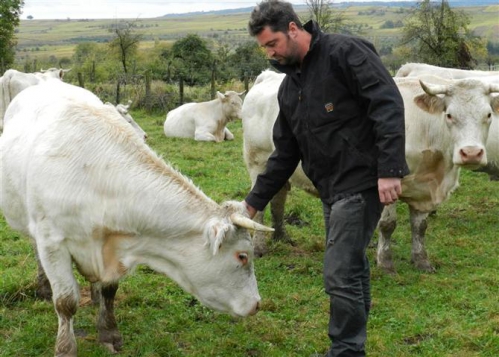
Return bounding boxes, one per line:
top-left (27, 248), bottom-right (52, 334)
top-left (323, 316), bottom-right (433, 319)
top-left (275, 36), bottom-right (301, 66)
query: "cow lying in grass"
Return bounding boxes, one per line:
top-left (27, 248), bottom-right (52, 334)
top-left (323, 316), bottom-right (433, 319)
top-left (164, 90), bottom-right (245, 142)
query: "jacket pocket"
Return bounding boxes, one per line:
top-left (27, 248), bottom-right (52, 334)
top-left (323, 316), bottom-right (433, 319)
top-left (349, 54), bottom-right (379, 90)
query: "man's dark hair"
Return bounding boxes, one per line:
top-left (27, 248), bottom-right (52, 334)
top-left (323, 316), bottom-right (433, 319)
top-left (248, 0), bottom-right (303, 37)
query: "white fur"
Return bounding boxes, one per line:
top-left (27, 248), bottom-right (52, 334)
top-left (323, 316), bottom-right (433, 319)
top-left (0, 68), bottom-right (70, 130)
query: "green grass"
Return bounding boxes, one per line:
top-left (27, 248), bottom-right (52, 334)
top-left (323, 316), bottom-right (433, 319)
top-left (1, 111), bottom-right (498, 356)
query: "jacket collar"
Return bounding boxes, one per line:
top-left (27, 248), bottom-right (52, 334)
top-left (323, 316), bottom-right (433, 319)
top-left (270, 20), bottom-right (322, 75)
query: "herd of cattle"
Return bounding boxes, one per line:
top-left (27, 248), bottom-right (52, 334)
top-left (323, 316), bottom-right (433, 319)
top-left (0, 63), bottom-right (497, 355)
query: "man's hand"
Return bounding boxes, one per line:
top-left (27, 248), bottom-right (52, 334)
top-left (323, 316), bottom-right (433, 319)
top-left (378, 177), bottom-right (403, 205)
top-left (242, 200), bottom-right (257, 219)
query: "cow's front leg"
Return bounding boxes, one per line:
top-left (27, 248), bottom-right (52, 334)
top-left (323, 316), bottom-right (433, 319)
top-left (270, 182), bottom-right (293, 245)
top-left (97, 283), bottom-right (123, 353)
top-left (252, 210), bottom-right (268, 257)
top-left (224, 127), bottom-right (234, 141)
top-left (409, 206), bottom-right (435, 272)
top-left (35, 233), bottom-right (79, 357)
top-left (33, 241), bottom-right (53, 300)
top-left (194, 129), bottom-right (217, 142)
top-left (35, 244), bottom-right (100, 304)
top-left (376, 204), bottom-right (397, 274)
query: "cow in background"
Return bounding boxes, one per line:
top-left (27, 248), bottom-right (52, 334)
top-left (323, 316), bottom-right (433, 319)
top-left (242, 70), bottom-right (318, 255)
top-left (377, 76), bottom-right (499, 273)
top-left (0, 67), bottom-right (70, 130)
top-left (164, 90), bottom-right (245, 142)
top-left (396, 63), bottom-right (499, 181)
top-left (0, 79), bottom-right (271, 355)
top-left (395, 62), bottom-right (499, 79)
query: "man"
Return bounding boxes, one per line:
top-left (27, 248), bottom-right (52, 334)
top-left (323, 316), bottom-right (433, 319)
top-left (242, 1), bottom-right (409, 356)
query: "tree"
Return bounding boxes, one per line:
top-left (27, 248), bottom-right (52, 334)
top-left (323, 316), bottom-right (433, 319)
top-left (170, 34), bottom-right (214, 86)
top-left (109, 20), bottom-right (142, 76)
top-left (400, 0), bottom-right (482, 68)
top-left (0, 0), bottom-right (24, 72)
top-left (73, 42), bottom-right (110, 82)
top-left (228, 41), bottom-right (268, 80)
top-left (305, 0), bottom-right (356, 35)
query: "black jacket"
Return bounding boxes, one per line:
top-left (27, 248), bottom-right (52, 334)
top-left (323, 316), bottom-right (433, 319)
top-left (246, 21), bottom-right (409, 211)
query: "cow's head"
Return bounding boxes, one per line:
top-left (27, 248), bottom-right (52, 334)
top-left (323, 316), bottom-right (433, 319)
top-left (168, 201), bottom-right (271, 318)
top-left (218, 90), bottom-right (245, 121)
top-left (414, 78), bottom-right (499, 169)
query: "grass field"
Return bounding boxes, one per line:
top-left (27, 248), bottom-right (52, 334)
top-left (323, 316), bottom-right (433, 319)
top-left (1, 107), bottom-right (498, 356)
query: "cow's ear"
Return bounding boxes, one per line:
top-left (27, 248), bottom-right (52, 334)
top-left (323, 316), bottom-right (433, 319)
top-left (205, 220), bottom-right (230, 255)
top-left (414, 94), bottom-right (445, 114)
top-left (216, 91), bottom-right (225, 100)
top-left (491, 95), bottom-right (499, 114)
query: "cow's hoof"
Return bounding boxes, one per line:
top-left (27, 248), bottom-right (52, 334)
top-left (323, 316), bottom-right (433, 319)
top-left (413, 260), bottom-right (436, 273)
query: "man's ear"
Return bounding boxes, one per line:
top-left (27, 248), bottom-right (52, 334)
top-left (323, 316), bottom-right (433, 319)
top-left (288, 22), bottom-right (299, 38)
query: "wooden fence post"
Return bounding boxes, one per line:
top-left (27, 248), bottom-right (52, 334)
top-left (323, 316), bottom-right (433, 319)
top-left (178, 77), bottom-right (184, 106)
top-left (145, 70), bottom-right (152, 112)
top-left (244, 71), bottom-right (249, 93)
top-left (91, 61), bottom-right (96, 83)
top-left (211, 60), bottom-right (216, 99)
top-left (116, 81), bottom-right (121, 105)
top-left (77, 72), bottom-right (85, 88)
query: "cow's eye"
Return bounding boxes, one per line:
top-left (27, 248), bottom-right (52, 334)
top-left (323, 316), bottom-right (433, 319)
top-left (446, 113), bottom-right (452, 121)
top-left (236, 252), bottom-right (248, 266)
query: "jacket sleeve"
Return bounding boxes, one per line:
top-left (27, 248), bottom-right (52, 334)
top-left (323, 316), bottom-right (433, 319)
top-left (342, 39), bottom-right (409, 178)
top-left (245, 109), bottom-right (301, 211)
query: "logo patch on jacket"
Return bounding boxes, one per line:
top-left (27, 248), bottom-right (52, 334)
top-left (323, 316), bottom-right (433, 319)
top-left (324, 102), bottom-right (334, 112)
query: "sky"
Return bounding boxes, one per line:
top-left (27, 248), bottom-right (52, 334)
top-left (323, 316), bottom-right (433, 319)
top-left (21, 0), bottom-right (412, 20)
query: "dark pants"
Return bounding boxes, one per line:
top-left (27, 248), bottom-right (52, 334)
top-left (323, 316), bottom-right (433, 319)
top-left (322, 187), bottom-right (383, 357)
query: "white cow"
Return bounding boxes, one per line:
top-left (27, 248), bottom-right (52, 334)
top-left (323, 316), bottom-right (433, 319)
top-left (242, 70), bottom-right (318, 255)
top-left (396, 63), bottom-right (499, 180)
top-left (395, 62), bottom-right (499, 79)
top-left (164, 90), bottom-right (245, 142)
top-left (0, 67), bottom-right (70, 130)
top-left (377, 76), bottom-right (499, 273)
top-left (0, 80), bottom-right (272, 356)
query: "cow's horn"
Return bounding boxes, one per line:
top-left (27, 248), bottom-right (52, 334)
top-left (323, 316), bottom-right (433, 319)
top-left (230, 213), bottom-right (274, 232)
top-left (420, 80), bottom-right (449, 96)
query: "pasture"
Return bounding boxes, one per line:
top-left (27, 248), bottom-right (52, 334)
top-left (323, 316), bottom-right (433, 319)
top-left (1, 108), bottom-right (498, 356)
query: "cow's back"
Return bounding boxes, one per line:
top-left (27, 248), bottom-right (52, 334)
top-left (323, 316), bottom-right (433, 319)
top-left (396, 62), bottom-right (499, 79)
top-left (0, 80), bottom-right (151, 236)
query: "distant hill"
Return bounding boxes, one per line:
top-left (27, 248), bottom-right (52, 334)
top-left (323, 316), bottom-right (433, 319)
top-left (159, 0), bottom-right (498, 18)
